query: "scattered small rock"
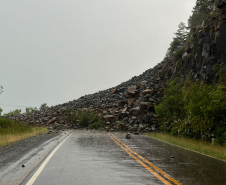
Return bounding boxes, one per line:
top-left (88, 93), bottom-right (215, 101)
top-left (47, 130), bottom-right (54, 134)
top-left (125, 133), bottom-right (131, 139)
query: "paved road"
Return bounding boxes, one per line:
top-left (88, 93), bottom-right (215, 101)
top-left (21, 131), bottom-right (226, 185)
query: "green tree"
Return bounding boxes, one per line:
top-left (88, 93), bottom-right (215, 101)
top-left (165, 22), bottom-right (188, 59)
top-left (0, 107), bottom-right (2, 116)
top-left (155, 73), bottom-right (226, 144)
top-left (214, 63), bottom-right (226, 86)
top-left (39, 103), bottom-right (49, 111)
top-left (155, 78), bottom-right (184, 124)
top-left (25, 107), bottom-right (38, 113)
top-left (4, 109), bottom-right (21, 116)
top-left (188, 0), bottom-right (216, 30)
top-left (175, 22), bottom-right (188, 43)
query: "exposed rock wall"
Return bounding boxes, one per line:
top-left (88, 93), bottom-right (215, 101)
top-left (171, 2), bottom-right (226, 83)
top-left (5, 1), bottom-right (226, 133)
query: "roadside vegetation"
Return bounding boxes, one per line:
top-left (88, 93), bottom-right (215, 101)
top-left (3, 103), bottom-right (50, 116)
top-left (155, 63), bottom-right (226, 146)
top-left (0, 88), bottom-right (49, 146)
top-left (65, 108), bottom-right (104, 130)
top-left (146, 132), bottom-right (226, 161)
top-left (0, 117), bottom-right (47, 146)
top-left (153, 1), bottom-right (226, 158)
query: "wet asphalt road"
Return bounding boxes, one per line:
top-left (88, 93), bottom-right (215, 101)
top-left (21, 131), bottom-right (226, 185)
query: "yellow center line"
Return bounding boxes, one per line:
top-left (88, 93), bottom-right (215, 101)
top-left (111, 135), bottom-right (182, 185)
top-left (109, 135), bottom-right (172, 185)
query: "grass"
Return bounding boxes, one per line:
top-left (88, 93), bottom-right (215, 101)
top-left (0, 127), bottom-right (48, 147)
top-left (146, 132), bottom-right (226, 162)
top-left (0, 117), bottom-right (48, 146)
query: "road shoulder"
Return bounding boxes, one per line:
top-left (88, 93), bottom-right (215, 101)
top-left (0, 130), bottom-right (71, 185)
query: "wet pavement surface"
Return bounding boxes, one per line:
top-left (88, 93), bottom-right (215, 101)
top-left (0, 131), bottom-right (65, 185)
top-left (0, 132), bottom-right (60, 169)
top-left (21, 131), bottom-right (226, 185)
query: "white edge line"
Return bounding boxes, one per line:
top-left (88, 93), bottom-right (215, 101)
top-left (26, 133), bottom-right (72, 185)
top-left (146, 134), bottom-right (226, 163)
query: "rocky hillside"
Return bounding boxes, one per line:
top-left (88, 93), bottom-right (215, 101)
top-left (5, 1), bottom-right (226, 133)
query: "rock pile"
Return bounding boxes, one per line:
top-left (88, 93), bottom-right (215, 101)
top-left (6, 62), bottom-right (166, 133)
top-left (5, 1), bottom-right (226, 134)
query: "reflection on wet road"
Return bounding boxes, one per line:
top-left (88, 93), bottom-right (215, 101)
top-left (109, 134), bottom-right (181, 185)
top-left (22, 131), bottom-right (226, 185)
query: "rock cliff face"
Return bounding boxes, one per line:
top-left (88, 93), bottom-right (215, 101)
top-left (5, 1), bottom-right (226, 133)
top-left (166, 2), bottom-right (226, 84)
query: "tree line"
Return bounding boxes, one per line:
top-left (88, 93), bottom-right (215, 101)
top-left (0, 84), bottom-right (50, 116)
top-left (0, 103), bottom-right (49, 116)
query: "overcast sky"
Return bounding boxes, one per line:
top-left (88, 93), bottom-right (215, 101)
top-left (0, 0), bottom-right (196, 113)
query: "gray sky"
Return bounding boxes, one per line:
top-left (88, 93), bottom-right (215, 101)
top-left (0, 0), bottom-right (196, 113)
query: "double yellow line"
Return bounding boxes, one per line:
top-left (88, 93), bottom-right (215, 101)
top-left (109, 134), bottom-right (182, 185)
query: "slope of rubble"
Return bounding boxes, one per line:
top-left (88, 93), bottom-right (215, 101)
top-left (6, 61), bottom-right (167, 133)
top-left (5, 1), bottom-right (226, 134)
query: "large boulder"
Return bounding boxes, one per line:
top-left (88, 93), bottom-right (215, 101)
top-left (139, 81), bottom-right (147, 87)
top-left (119, 99), bottom-right (128, 106)
top-left (140, 102), bottom-right (152, 110)
top-left (130, 107), bottom-right (141, 116)
top-left (103, 115), bottom-right (116, 121)
top-left (47, 117), bottom-right (57, 124)
top-left (142, 89), bottom-right (153, 96)
top-left (120, 107), bottom-right (127, 113)
top-left (128, 86), bottom-right (137, 95)
top-left (111, 88), bottom-right (117, 94)
top-left (128, 98), bottom-right (134, 106)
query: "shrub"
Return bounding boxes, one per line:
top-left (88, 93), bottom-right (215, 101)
top-left (65, 108), bottom-right (78, 125)
top-left (174, 48), bottom-right (184, 60)
top-left (155, 78), bottom-right (184, 125)
top-left (88, 119), bottom-right (104, 130)
top-left (0, 117), bottom-right (32, 135)
top-left (214, 63), bottom-right (226, 86)
top-left (156, 73), bottom-right (226, 144)
top-left (185, 84), bottom-right (226, 132)
top-left (65, 108), bottom-right (104, 129)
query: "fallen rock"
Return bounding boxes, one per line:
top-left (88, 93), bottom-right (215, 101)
top-left (47, 130), bottom-right (55, 134)
top-left (139, 81), bottom-right (147, 86)
top-left (103, 115), bottom-right (116, 121)
top-left (128, 98), bottom-right (134, 106)
top-left (142, 89), bottom-right (153, 96)
top-left (140, 102), bottom-right (152, 110)
top-left (130, 107), bottom-right (141, 116)
top-left (111, 88), bottom-right (117, 94)
top-left (120, 107), bottom-right (127, 113)
top-left (128, 86), bottom-right (137, 95)
top-left (125, 133), bottom-right (131, 139)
